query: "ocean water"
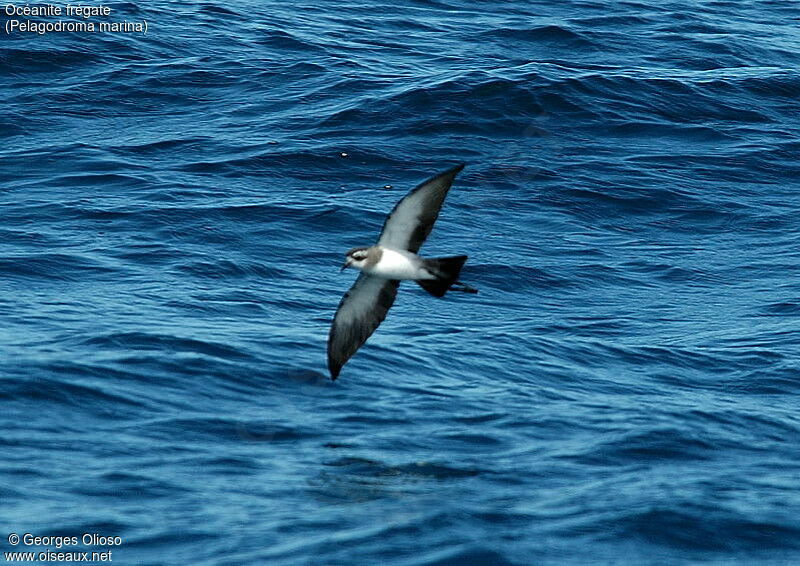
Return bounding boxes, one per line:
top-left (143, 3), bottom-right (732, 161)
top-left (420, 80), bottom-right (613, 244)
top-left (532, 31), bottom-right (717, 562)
top-left (2, 1), bottom-right (800, 564)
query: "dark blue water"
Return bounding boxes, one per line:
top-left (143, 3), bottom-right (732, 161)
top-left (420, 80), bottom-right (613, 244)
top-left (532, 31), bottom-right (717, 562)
top-left (3, 1), bottom-right (800, 564)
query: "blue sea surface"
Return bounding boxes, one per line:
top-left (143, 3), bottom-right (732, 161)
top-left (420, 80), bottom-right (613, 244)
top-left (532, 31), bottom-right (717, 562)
top-left (2, 1), bottom-right (800, 564)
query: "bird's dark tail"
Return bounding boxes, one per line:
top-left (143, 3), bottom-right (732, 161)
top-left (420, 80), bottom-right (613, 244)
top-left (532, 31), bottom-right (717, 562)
top-left (416, 255), bottom-right (475, 297)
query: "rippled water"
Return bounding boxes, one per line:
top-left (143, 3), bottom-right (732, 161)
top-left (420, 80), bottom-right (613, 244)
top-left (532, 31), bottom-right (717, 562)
top-left (3, 1), bottom-right (800, 564)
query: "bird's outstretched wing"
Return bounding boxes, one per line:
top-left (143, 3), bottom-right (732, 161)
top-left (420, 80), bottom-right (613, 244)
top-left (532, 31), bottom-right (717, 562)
top-left (377, 163), bottom-right (465, 253)
top-left (328, 273), bottom-right (400, 380)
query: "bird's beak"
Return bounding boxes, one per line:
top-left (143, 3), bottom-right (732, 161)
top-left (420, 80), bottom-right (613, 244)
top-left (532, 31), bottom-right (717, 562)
top-left (340, 259), bottom-right (351, 272)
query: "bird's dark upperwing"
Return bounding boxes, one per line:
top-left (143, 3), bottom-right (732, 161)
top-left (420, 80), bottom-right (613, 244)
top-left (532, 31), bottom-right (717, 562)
top-left (327, 273), bottom-right (400, 380)
top-left (377, 163), bottom-right (465, 253)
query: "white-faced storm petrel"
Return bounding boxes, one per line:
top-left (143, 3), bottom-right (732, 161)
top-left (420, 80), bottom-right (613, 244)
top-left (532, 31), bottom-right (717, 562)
top-left (327, 163), bottom-right (478, 380)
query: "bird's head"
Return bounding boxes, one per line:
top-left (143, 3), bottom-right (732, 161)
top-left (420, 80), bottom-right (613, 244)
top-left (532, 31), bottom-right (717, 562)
top-left (341, 247), bottom-right (370, 272)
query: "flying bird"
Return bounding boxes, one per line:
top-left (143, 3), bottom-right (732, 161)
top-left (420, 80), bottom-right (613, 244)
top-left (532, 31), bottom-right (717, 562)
top-left (327, 163), bottom-right (477, 380)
